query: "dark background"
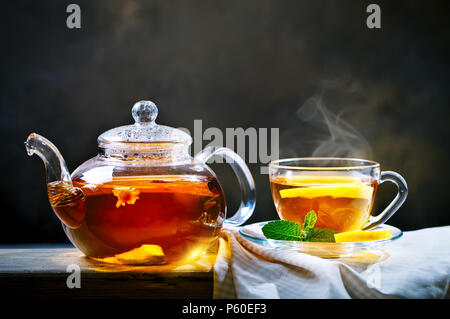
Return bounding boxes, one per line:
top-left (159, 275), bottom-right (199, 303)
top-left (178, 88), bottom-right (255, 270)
top-left (1, 0), bottom-right (449, 244)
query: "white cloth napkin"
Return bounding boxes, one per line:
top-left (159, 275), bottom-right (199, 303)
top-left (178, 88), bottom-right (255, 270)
top-left (213, 225), bottom-right (450, 298)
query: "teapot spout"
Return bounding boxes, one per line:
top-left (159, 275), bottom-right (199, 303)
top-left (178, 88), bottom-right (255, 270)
top-left (25, 133), bottom-right (86, 229)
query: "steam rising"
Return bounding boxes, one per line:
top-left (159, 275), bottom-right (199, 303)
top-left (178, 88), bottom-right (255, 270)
top-left (296, 94), bottom-right (373, 159)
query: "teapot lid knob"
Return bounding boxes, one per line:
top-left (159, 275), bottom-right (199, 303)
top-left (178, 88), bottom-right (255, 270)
top-left (98, 99), bottom-right (192, 146)
top-left (132, 100), bottom-right (158, 124)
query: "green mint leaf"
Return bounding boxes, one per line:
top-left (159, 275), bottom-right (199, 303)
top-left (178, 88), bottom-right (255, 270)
top-left (303, 211), bottom-right (318, 232)
top-left (262, 220), bottom-right (304, 241)
top-left (307, 228), bottom-right (337, 242)
top-left (262, 211), bottom-right (337, 243)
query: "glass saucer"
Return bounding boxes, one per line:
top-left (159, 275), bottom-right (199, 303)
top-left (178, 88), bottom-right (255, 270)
top-left (238, 222), bottom-right (402, 258)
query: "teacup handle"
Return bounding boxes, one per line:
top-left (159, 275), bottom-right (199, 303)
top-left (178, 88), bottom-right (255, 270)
top-left (363, 171), bottom-right (408, 230)
top-left (195, 146), bottom-right (256, 226)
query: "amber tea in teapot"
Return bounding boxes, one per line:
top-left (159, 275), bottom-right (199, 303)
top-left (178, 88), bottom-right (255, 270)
top-left (50, 175), bottom-right (224, 264)
top-left (26, 100), bottom-right (256, 265)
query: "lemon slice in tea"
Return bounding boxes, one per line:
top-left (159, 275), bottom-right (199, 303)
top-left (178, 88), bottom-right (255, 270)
top-left (279, 184), bottom-right (373, 200)
top-left (334, 229), bottom-right (392, 243)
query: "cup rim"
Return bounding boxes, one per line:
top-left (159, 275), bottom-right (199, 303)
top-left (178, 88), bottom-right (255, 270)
top-left (268, 157), bottom-right (380, 170)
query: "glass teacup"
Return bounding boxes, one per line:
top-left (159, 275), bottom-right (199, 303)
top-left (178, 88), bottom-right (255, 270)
top-left (268, 158), bottom-right (407, 233)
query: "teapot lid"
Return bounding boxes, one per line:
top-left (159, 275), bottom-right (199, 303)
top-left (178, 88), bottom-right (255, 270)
top-left (97, 100), bottom-right (192, 149)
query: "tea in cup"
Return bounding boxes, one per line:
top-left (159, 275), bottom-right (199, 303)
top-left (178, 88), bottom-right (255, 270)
top-left (269, 158), bottom-right (407, 233)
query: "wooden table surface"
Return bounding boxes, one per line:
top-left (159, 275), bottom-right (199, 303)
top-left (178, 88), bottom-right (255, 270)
top-left (0, 245), bottom-right (215, 298)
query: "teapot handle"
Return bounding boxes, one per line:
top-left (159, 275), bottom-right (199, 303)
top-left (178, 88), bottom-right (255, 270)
top-left (195, 146), bottom-right (256, 226)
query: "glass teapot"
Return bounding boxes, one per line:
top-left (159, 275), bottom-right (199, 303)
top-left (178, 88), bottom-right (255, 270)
top-left (25, 101), bottom-right (255, 265)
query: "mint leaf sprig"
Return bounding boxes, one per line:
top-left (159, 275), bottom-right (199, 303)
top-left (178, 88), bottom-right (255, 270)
top-left (262, 211), bottom-right (337, 242)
